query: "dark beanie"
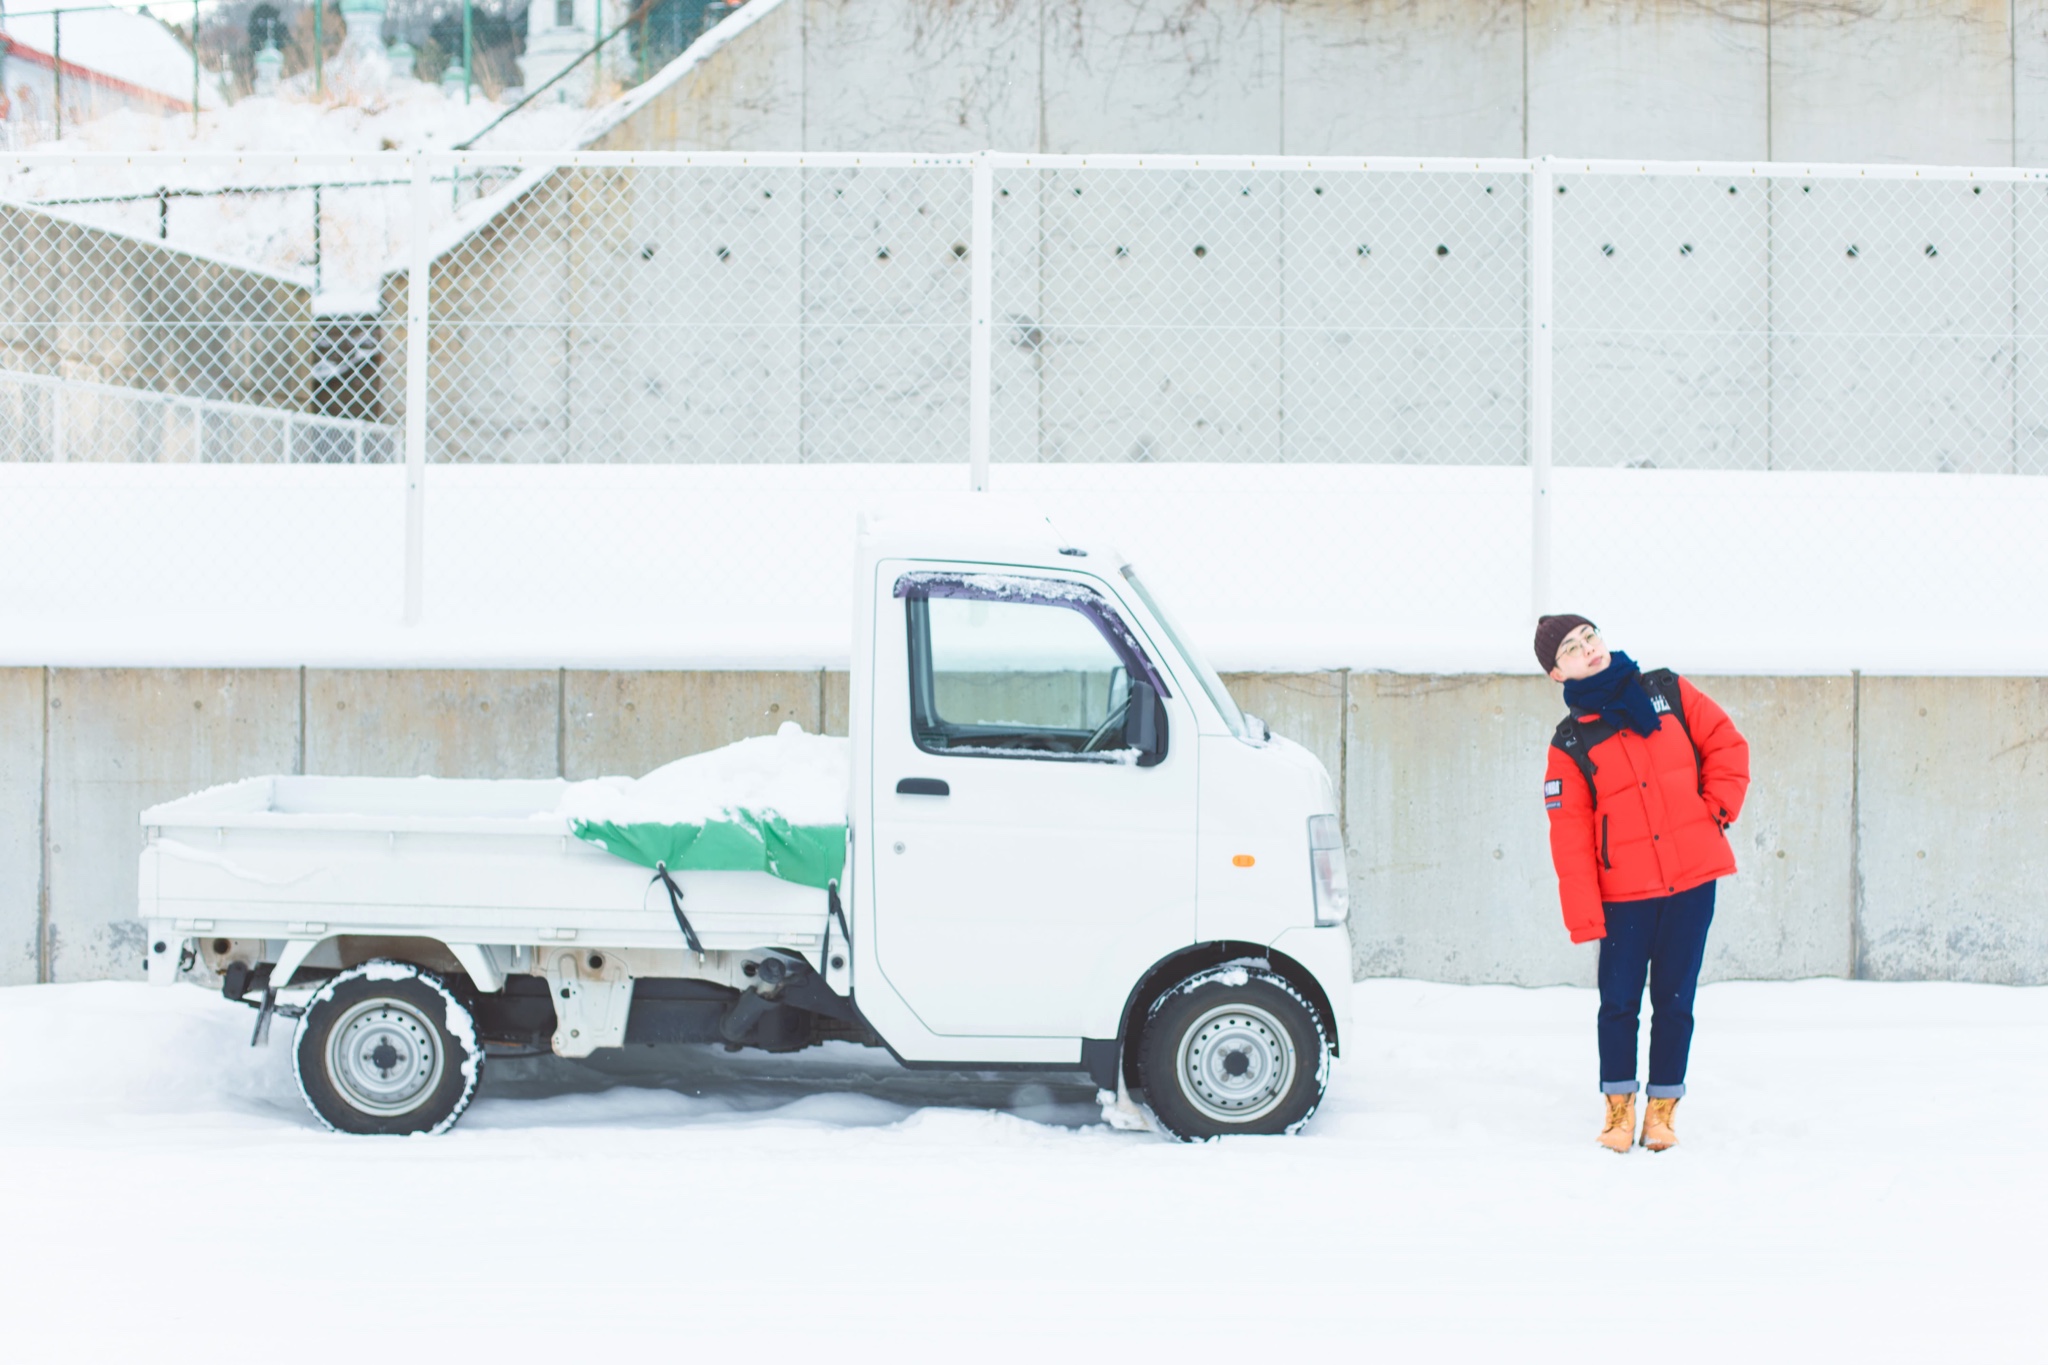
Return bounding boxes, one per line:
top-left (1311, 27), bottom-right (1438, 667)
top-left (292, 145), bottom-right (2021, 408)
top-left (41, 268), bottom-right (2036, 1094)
top-left (1534, 613), bottom-right (1595, 673)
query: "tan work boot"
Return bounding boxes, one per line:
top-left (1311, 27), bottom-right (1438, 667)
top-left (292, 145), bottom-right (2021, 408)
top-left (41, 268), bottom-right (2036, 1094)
top-left (1597, 1093), bottom-right (1636, 1153)
top-left (1641, 1097), bottom-right (1680, 1151)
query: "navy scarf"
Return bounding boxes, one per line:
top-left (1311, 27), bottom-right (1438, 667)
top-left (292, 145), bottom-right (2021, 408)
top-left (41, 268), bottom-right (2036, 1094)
top-left (1562, 651), bottom-right (1660, 738)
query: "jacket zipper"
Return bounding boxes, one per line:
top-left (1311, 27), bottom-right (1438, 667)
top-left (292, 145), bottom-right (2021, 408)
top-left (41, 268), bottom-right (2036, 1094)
top-left (1601, 815), bottom-right (1611, 870)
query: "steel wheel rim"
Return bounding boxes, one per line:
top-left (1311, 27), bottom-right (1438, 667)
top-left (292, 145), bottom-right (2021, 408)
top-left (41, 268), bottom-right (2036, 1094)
top-left (1175, 1000), bottom-right (1297, 1125)
top-left (326, 996), bottom-right (445, 1117)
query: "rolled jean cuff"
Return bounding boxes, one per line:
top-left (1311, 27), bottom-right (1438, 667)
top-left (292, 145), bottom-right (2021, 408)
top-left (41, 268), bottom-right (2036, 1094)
top-left (1600, 1080), bottom-right (1640, 1095)
top-left (1645, 1083), bottom-right (1687, 1099)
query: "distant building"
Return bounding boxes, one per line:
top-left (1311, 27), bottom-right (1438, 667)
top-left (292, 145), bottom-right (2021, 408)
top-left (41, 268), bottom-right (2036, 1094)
top-left (520, 0), bottom-right (627, 106)
top-left (0, 10), bottom-right (195, 135)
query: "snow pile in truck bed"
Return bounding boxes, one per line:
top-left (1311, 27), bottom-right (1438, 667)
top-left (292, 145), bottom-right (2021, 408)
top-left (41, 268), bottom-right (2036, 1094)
top-left (557, 722), bottom-right (850, 828)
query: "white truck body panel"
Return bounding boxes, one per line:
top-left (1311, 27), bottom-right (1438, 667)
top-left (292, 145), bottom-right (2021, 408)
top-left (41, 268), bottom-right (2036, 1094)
top-left (866, 557), bottom-right (1200, 1040)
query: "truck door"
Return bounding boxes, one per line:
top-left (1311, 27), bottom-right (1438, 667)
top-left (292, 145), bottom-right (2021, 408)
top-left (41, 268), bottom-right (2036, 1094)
top-left (870, 567), bottom-right (1198, 1039)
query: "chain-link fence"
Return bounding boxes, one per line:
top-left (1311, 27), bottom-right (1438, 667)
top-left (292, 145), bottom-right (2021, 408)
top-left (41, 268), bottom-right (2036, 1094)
top-left (3, 149), bottom-right (2045, 671)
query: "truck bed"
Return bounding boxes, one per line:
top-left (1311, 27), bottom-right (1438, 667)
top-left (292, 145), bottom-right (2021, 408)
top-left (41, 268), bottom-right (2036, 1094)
top-left (139, 776), bottom-right (834, 978)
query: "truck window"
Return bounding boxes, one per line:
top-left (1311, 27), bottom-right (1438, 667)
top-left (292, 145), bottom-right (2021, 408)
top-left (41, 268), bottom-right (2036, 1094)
top-left (904, 590), bottom-right (1140, 759)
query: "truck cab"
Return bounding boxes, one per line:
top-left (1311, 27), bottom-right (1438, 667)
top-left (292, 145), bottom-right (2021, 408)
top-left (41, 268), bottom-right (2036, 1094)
top-left (845, 513), bottom-right (1352, 1137)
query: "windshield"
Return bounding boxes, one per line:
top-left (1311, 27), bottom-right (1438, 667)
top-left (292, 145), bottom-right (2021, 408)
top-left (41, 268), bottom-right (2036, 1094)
top-left (1120, 565), bottom-right (1248, 740)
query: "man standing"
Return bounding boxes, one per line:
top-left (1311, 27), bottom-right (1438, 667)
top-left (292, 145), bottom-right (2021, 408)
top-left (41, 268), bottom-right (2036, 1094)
top-left (1536, 616), bottom-right (1750, 1154)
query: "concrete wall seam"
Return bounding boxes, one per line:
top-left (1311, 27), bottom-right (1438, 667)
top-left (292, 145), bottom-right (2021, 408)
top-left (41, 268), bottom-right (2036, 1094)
top-left (1851, 666), bottom-right (1864, 978)
top-left (38, 666), bottom-right (51, 984)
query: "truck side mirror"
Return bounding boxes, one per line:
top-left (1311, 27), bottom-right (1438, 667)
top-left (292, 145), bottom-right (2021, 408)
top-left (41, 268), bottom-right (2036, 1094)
top-left (1123, 679), bottom-right (1163, 763)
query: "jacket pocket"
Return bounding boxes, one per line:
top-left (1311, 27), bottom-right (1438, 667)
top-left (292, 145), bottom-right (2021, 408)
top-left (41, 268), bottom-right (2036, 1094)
top-left (1601, 815), bottom-right (1611, 870)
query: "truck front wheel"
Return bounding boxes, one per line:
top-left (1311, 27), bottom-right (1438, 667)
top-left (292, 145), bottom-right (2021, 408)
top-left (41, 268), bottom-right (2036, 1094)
top-left (1137, 962), bottom-right (1330, 1141)
top-left (294, 962), bottom-right (483, 1135)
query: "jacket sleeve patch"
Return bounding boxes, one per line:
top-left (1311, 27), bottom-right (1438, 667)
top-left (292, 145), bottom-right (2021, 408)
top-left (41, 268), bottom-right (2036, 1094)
top-left (1545, 799), bottom-right (1563, 811)
top-left (1544, 779), bottom-right (1562, 797)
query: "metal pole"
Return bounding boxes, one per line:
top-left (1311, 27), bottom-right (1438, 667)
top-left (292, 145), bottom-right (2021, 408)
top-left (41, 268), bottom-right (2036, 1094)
top-left (51, 10), bottom-right (60, 141)
top-left (593, 0), bottom-right (603, 97)
top-left (967, 152), bottom-right (993, 492)
top-left (314, 1), bottom-right (324, 98)
top-left (403, 157), bottom-right (433, 624)
top-left (312, 183), bottom-right (322, 293)
top-left (462, 0), bottom-right (473, 103)
top-left (1528, 156), bottom-right (1555, 623)
top-left (191, 0), bottom-right (199, 136)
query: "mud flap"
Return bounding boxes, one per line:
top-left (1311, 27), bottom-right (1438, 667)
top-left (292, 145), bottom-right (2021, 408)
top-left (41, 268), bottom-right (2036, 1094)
top-left (1097, 1068), bottom-right (1156, 1133)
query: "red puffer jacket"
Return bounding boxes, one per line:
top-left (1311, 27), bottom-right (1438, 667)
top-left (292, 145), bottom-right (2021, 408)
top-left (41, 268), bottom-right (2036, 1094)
top-left (1543, 675), bottom-right (1749, 943)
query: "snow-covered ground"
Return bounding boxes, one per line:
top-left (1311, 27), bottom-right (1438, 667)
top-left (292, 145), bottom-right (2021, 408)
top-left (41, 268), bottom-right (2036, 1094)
top-left (2, 977), bottom-right (2040, 1357)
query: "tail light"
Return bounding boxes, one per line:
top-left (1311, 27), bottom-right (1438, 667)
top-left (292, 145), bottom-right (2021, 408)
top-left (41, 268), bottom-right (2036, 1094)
top-left (1307, 815), bottom-right (1349, 926)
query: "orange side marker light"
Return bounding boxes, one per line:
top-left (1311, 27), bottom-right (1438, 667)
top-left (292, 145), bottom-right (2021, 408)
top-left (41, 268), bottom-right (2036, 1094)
top-left (1231, 854), bottom-right (1255, 868)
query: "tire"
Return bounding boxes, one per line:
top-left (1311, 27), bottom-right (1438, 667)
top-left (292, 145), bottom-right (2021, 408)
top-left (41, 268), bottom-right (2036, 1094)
top-left (293, 962), bottom-right (483, 1136)
top-left (1136, 960), bottom-right (1330, 1141)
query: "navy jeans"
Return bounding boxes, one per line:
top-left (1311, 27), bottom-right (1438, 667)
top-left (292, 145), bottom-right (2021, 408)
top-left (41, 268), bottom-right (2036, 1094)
top-left (1596, 880), bottom-right (1716, 1099)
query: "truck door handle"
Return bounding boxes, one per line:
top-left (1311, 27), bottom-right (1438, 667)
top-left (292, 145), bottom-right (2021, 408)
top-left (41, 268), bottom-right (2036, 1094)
top-left (896, 777), bottom-right (949, 796)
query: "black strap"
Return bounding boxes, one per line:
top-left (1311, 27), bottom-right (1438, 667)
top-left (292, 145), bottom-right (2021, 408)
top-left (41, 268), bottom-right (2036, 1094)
top-left (1640, 668), bottom-right (1703, 795)
top-left (1551, 713), bottom-right (1614, 811)
top-left (826, 878), bottom-right (852, 953)
top-left (654, 862), bottom-right (706, 955)
top-left (1640, 669), bottom-right (1693, 748)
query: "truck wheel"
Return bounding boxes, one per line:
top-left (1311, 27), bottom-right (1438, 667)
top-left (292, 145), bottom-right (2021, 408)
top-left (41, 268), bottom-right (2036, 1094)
top-left (293, 962), bottom-right (483, 1136)
top-left (1136, 961), bottom-right (1330, 1141)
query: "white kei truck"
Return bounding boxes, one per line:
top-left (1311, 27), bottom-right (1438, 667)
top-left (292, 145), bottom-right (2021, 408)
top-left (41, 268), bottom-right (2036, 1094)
top-left (137, 514), bottom-right (1353, 1141)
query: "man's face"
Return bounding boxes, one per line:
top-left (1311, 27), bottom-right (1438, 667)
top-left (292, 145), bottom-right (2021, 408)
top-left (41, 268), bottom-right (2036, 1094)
top-left (1548, 624), bottom-right (1610, 683)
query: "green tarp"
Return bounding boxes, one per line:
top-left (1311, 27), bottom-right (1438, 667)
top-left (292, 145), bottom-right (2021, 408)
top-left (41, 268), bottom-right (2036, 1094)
top-left (571, 810), bottom-right (846, 890)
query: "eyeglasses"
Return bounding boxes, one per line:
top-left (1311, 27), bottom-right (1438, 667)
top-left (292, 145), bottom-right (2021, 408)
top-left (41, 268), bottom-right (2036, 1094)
top-left (1557, 627), bottom-right (1603, 660)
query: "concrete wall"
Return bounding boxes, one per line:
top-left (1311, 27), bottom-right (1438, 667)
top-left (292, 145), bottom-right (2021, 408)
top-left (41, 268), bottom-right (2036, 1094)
top-left (1857, 677), bottom-right (2048, 982)
top-left (43, 670), bottom-right (299, 982)
top-left (591, 0), bottom-right (2048, 166)
top-left (5, 667), bottom-right (2042, 986)
top-left (409, 160), bottom-right (971, 465)
top-left (428, 2), bottom-right (2048, 476)
top-left (0, 204), bottom-right (315, 420)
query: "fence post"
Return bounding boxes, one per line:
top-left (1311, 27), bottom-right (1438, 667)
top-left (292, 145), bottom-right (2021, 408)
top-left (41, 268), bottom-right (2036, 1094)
top-left (403, 156), bottom-right (432, 625)
top-left (968, 152), bottom-right (994, 492)
top-left (1528, 156), bottom-right (1554, 623)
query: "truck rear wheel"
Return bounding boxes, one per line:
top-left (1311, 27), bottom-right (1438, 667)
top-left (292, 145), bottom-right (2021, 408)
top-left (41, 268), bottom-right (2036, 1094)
top-left (1136, 962), bottom-right (1329, 1141)
top-left (294, 962), bottom-right (483, 1136)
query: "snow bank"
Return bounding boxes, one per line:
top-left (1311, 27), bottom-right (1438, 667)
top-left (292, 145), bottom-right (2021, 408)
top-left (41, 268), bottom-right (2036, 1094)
top-left (558, 722), bottom-right (850, 827)
top-left (2, 463), bottom-right (2042, 674)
